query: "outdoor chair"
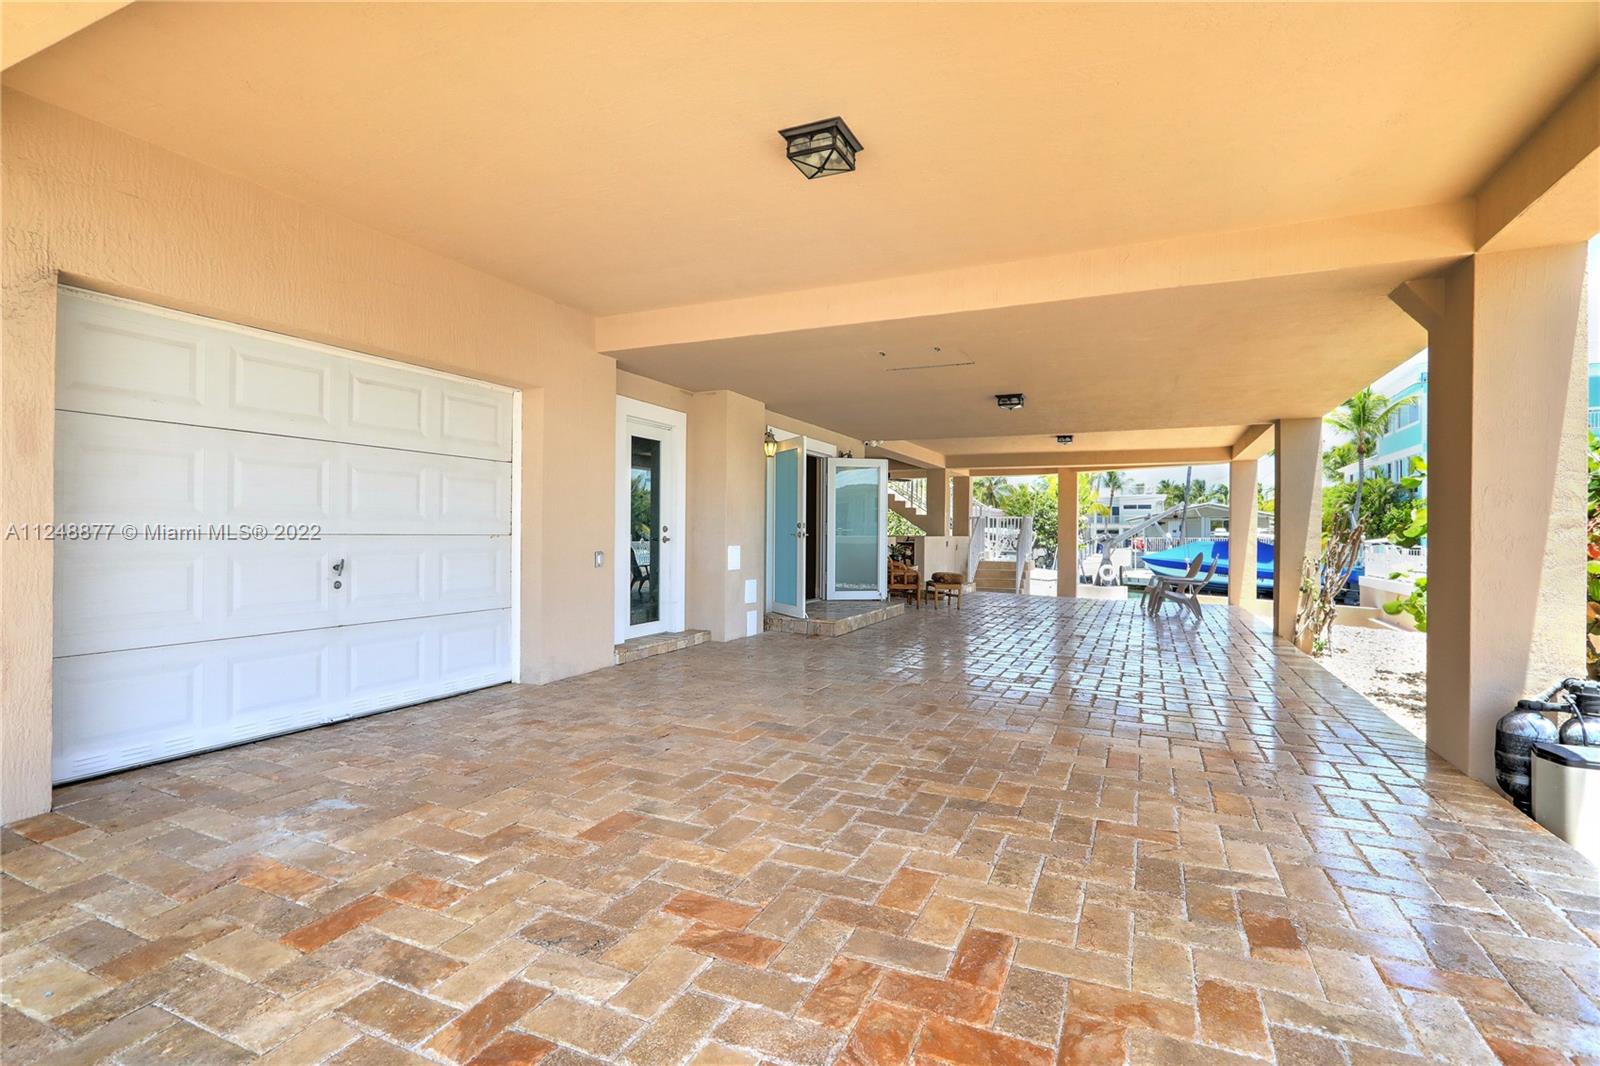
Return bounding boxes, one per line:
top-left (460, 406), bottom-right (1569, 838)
top-left (1145, 551), bottom-right (1221, 622)
top-left (888, 559), bottom-right (922, 607)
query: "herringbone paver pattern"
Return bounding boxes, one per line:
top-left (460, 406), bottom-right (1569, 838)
top-left (3, 596), bottom-right (1596, 1065)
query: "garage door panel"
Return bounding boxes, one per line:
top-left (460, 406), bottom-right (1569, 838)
top-left (56, 412), bottom-right (510, 535)
top-left (53, 610), bottom-right (511, 784)
top-left (54, 655), bottom-right (206, 774)
top-left (58, 289), bottom-right (514, 461)
top-left (58, 298), bottom-right (207, 412)
top-left (56, 421), bottom-right (206, 517)
top-left (227, 341), bottom-right (337, 429)
top-left (230, 453), bottom-right (334, 516)
top-left (226, 548), bottom-right (335, 620)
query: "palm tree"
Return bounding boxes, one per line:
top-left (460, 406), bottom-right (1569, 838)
top-left (971, 476), bottom-right (1008, 509)
top-left (1325, 388), bottom-right (1416, 530)
top-left (1176, 466), bottom-right (1193, 544)
top-left (1095, 471), bottom-right (1125, 540)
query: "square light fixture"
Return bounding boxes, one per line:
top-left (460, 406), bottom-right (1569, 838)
top-left (779, 117), bottom-right (863, 179)
top-left (1056, 434), bottom-right (1075, 445)
top-left (995, 393), bottom-right (1025, 411)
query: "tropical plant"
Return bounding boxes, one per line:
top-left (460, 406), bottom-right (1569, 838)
top-left (1321, 476), bottom-right (1405, 538)
top-left (1381, 458), bottom-right (1428, 631)
top-left (1295, 518), bottom-right (1365, 654)
top-left (1095, 471), bottom-right (1125, 522)
top-left (1588, 434), bottom-right (1600, 678)
top-left (1322, 441), bottom-right (1356, 483)
top-left (887, 510), bottom-right (922, 538)
top-left (1324, 388), bottom-right (1417, 531)
top-left (971, 476), bottom-right (1008, 509)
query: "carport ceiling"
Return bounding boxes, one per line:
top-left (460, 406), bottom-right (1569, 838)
top-left (611, 266), bottom-right (1431, 443)
top-left (3, 2), bottom-right (1594, 315)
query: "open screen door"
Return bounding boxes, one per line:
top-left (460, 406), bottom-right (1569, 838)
top-left (824, 457), bottom-right (888, 600)
top-left (767, 440), bottom-right (806, 618)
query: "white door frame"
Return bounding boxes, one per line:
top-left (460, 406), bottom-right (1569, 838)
top-left (616, 397), bottom-right (687, 642)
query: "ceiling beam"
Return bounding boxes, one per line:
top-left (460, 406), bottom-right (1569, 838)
top-left (955, 446), bottom-right (1235, 474)
top-left (2, 2), bottom-right (129, 70)
top-left (1230, 424), bottom-right (1275, 461)
top-left (1476, 66), bottom-right (1600, 252)
top-left (595, 202), bottom-right (1471, 354)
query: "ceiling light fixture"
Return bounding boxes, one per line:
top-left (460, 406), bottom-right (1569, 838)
top-left (779, 117), bottom-right (863, 179)
top-left (995, 394), bottom-right (1025, 411)
top-left (1056, 434), bottom-right (1075, 445)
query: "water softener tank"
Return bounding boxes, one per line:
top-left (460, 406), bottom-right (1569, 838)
top-left (1496, 700), bottom-right (1558, 814)
top-left (1531, 741), bottom-right (1600, 868)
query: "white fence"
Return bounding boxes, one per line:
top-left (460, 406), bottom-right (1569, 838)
top-left (1363, 541), bottom-right (1427, 578)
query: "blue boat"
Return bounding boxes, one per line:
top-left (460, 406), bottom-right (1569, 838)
top-left (1139, 537), bottom-right (1364, 600)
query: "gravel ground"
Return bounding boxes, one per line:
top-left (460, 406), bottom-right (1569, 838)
top-left (1319, 623), bottom-right (1427, 738)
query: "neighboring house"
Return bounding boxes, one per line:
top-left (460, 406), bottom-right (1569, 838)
top-left (1343, 360), bottom-right (1600, 489)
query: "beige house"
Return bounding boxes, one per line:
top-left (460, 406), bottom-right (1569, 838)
top-left (1, 6), bottom-right (1597, 1064)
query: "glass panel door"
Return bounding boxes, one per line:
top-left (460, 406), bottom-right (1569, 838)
top-left (629, 435), bottom-right (662, 628)
top-left (767, 442), bottom-right (806, 618)
top-left (825, 458), bottom-right (887, 600)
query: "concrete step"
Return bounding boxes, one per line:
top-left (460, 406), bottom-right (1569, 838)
top-left (614, 629), bottom-right (709, 665)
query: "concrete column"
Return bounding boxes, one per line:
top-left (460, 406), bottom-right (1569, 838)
top-left (951, 477), bottom-right (972, 537)
top-left (1273, 419), bottom-right (1323, 640)
top-left (1227, 459), bottom-right (1259, 607)
top-left (1057, 468), bottom-right (1079, 598)
top-left (686, 391), bottom-right (767, 642)
top-left (917, 468), bottom-right (950, 537)
top-left (1397, 246), bottom-right (1588, 785)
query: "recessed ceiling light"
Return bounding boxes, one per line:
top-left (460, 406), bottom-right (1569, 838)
top-left (995, 394), bottom-right (1025, 411)
top-left (778, 117), bottom-right (863, 179)
top-left (1056, 434), bottom-right (1075, 445)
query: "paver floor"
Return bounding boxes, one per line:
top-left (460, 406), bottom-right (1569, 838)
top-left (3, 596), bottom-right (1597, 1065)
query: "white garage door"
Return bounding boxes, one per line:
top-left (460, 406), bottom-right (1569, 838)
top-left (51, 289), bottom-right (516, 783)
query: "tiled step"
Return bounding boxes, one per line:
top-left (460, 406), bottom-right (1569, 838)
top-left (614, 629), bottom-right (709, 665)
top-left (765, 601), bottom-right (907, 637)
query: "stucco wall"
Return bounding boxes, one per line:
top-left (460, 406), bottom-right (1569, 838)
top-left (1, 92), bottom-right (618, 821)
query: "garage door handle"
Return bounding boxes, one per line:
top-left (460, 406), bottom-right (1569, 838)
top-left (331, 559), bottom-right (345, 575)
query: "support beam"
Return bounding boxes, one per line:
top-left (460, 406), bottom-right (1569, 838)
top-left (1057, 469), bottom-right (1079, 598)
top-left (1396, 245), bottom-right (1589, 786)
top-left (1273, 419), bottom-right (1323, 641)
top-left (918, 470), bottom-right (949, 537)
top-left (1230, 424), bottom-right (1274, 461)
top-left (1475, 67), bottom-right (1599, 252)
top-left (1228, 460), bottom-right (1259, 607)
top-left (597, 203), bottom-right (1471, 353)
top-left (952, 477), bottom-right (972, 537)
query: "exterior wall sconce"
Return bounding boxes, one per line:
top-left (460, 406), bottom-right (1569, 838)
top-left (763, 429), bottom-right (778, 458)
top-left (779, 117), bottom-right (863, 179)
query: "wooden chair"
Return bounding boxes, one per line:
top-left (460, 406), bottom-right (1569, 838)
top-left (1145, 552), bottom-right (1220, 622)
top-left (927, 570), bottom-right (965, 610)
top-left (888, 559), bottom-right (922, 607)
top-left (630, 548), bottom-right (650, 594)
